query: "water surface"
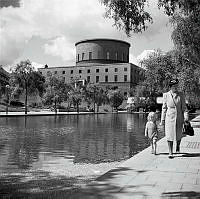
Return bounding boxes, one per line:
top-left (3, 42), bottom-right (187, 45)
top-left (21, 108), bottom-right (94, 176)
top-left (0, 113), bottom-right (163, 198)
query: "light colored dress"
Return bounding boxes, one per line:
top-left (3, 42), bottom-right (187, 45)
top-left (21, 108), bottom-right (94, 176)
top-left (161, 91), bottom-right (187, 141)
top-left (145, 121), bottom-right (158, 141)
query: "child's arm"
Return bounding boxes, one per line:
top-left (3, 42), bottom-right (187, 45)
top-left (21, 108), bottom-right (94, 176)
top-left (154, 124), bottom-right (159, 138)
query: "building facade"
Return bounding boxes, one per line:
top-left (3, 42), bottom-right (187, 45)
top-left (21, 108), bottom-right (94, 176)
top-left (39, 39), bottom-right (144, 96)
top-left (0, 66), bottom-right (10, 96)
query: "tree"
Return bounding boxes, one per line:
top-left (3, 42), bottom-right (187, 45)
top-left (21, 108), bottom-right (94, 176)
top-left (158, 0), bottom-right (200, 16)
top-left (68, 87), bottom-right (83, 113)
top-left (11, 60), bottom-right (45, 114)
top-left (101, 0), bottom-right (152, 35)
top-left (43, 75), bottom-right (72, 112)
top-left (142, 50), bottom-right (178, 95)
top-left (101, 0), bottom-right (200, 35)
top-left (142, 50), bottom-right (200, 108)
top-left (108, 89), bottom-right (124, 111)
top-left (84, 84), bottom-right (109, 113)
top-left (170, 14), bottom-right (200, 67)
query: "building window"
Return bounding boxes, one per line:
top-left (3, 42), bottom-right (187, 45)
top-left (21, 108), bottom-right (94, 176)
top-left (62, 71), bottom-right (65, 74)
top-left (62, 77), bottom-right (65, 82)
top-left (105, 68), bottom-right (108, 72)
top-left (87, 69), bottom-right (90, 73)
top-left (106, 51), bottom-right (110, 59)
top-left (82, 53), bottom-right (84, 60)
top-left (87, 76), bottom-right (90, 83)
top-left (124, 67), bottom-right (127, 71)
top-left (78, 54), bottom-right (80, 62)
top-left (122, 53), bottom-right (125, 61)
top-left (124, 75), bottom-right (127, 82)
top-left (114, 68), bottom-right (118, 72)
top-left (115, 52), bottom-right (118, 60)
top-left (114, 75), bottom-right (118, 82)
top-left (79, 70), bottom-right (82, 74)
top-left (71, 70), bottom-right (73, 74)
top-left (54, 71), bottom-right (57, 74)
top-left (89, 52), bottom-right (92, 60)
top-left (124, 92), bottom-right (127, 96)
top-left (96, 68), bottom-right (99, 73)
top-left (47, 71), bottom-right (52, 76)
top-left (96, 76), bottom-right (99, 83)
top-left (105, 75), bottom-right (108, 82)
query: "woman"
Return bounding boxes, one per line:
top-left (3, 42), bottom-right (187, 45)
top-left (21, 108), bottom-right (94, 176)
top-left (160, 79), bottom-right (188, 158)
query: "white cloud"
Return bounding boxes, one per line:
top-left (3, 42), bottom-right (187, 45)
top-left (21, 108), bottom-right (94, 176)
top-left (0, 0), bottom-right (109, 67)
top-left (0, 0), bottom-right (173, 69)
top-left (44, 36), bottom-right (75, 62)
top-left (129, 54), bottom-right (138, 65)
top-left (31, 61), bottom-right (44, 71)
top-left (137, 50), bottom-right (156, 62)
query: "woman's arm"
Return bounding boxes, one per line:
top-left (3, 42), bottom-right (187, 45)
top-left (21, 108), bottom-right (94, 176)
top-left (181, 93), bottom-right (189, 121)
top-left (160, 93), bottom-right (167, 124)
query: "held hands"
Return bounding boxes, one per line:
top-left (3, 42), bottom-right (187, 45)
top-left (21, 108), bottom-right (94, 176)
top-left (184, 111), bottom-right (189, 121)
top-left (159, 120), bottom-right (165, 126)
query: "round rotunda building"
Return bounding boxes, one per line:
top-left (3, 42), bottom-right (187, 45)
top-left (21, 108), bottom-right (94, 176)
top-left (75, 39), bottom-right (130, 66)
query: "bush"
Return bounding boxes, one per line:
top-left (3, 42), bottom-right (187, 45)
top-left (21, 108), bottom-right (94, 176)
top-left (29, 102), bottom-right (42, 108)
top-left (10, 100), bottom-right (24, 107)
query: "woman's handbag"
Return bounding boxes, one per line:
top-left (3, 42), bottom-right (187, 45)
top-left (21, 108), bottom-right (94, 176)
top-left (182, 121), bottom-right (194, 136)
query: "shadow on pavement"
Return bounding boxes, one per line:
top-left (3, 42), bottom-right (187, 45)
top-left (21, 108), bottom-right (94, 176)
top-left (97, 167), bottom-right (134, 181)
top-left (182, 153), bottom-right (200, 157)
top-left (156, 152), bottom-right (169, 155)
top-left (70, 167), bottom-right (149, 199)
top-left (0, 170), bottom-right (95, 199)
top-left (162, 191), bottom-right (200, 198)
top-left (0, 167), bottom-right (150, 199)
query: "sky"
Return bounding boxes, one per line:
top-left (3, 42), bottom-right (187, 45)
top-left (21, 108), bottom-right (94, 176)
top-left (0, 0), bottom-right (174, 71)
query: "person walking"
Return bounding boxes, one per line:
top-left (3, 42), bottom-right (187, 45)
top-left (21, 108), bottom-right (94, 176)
top-left (145, 112), bottom-right (158, 155)
top-left (160, 79), bottom-right (188, 158)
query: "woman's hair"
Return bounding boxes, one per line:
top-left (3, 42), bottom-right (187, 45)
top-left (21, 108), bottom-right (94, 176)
top-left (147, 112), bottom-right (157, 122)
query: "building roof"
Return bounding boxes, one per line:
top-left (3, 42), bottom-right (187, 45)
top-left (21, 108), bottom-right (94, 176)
top-left (75, 38), bottom-right (130, 47)
top-left (38, 63), bottom-right (139, 70)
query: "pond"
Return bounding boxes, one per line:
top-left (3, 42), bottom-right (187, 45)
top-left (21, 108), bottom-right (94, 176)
top-left (0, 113), bottom-right (165, 198)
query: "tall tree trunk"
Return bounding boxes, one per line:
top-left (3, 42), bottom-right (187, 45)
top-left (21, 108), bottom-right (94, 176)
top-left (54, 99), bottom-right (57, 115)
top-left (25, 83), bottom-right (28, 114)
top-left (77, 103), bottom-right (79, 113)
top-left (93, 102), bottom-right (95, 113)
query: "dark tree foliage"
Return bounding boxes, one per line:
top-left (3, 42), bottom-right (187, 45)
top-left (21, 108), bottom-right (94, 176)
top-left (101, 0), bottom-right (152, 35)
top-left (108, 90), bottom-right (124, 110)
top-left (11, 60), bottom-right (45, 113)
top-left (171, 14), bottom-right (200, 67)
top-left (101, 0), bottom-right (200, 35)
top-left (142, 50), bottom-right (200, 108)
top-left (158, 0), bottom-right (200, 16)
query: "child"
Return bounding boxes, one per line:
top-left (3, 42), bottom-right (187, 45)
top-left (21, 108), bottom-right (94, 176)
top-left (145, 112), bottom-right (158, 155)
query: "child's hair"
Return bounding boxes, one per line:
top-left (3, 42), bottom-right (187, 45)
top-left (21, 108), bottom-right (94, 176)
top-left (147, 112), bottom-right (157, 122)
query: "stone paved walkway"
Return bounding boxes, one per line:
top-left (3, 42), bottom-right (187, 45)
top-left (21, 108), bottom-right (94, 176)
top-left (71, 115), bottom-right (200, 199)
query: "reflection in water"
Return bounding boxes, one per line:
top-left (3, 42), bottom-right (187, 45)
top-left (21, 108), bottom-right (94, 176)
top-left (127, 114), bottom-right (150, 157)
top-left (0, 114), bottom-right (159, 173)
